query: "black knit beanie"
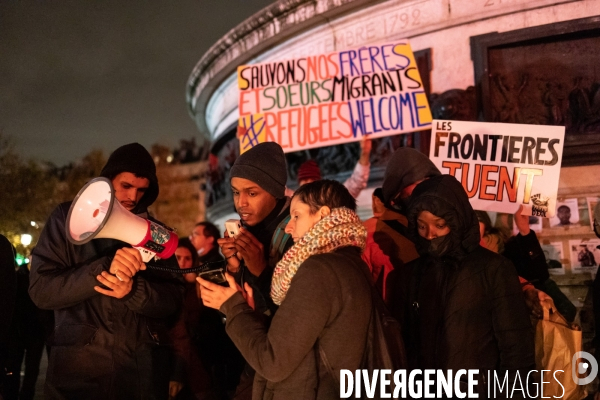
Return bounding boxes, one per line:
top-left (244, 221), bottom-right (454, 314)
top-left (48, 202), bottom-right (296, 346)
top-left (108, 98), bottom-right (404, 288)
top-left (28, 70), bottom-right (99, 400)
top-left (100, 143), bottom-right (159, 212)
top-left (230, 142), bottom-right (287, 199)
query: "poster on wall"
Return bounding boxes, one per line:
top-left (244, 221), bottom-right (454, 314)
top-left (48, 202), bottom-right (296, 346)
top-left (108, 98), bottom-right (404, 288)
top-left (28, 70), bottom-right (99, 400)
top-left (588, 197), bottom-right (600, 230)
top-left (236, 41), bottom-right (432, 154)
top-left (549, 198), bottom-right (580, 227)
top-left (569, 239), bottom-right (600, 274)
top-left (541, 241), bottom-right (565, 275)
top-left (430, 120), bottom-right (565, 217)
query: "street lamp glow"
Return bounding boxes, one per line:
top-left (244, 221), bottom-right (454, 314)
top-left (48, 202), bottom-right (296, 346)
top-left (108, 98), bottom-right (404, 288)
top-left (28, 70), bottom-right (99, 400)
top-left (21, 234), bottom-right (32, 246)
top-left (31, 221), bottom-right (36, 226)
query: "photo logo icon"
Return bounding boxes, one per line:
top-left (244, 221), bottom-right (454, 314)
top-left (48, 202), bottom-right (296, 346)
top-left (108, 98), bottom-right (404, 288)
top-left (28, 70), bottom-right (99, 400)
top-left (572, 351), bottom-right (598, 385)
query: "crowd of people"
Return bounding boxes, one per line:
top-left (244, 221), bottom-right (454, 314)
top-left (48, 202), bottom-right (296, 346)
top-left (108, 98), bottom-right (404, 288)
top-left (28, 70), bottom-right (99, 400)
top-left (1, 140), bottom-right (600, 400)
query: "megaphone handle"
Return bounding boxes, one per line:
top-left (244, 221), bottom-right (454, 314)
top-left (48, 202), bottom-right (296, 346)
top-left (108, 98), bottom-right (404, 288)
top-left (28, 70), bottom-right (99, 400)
top-left (135, 246), bottom-right (157, 263)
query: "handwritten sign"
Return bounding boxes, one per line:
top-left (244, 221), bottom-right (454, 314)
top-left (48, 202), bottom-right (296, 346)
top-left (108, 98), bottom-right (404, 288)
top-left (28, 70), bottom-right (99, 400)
top-left (237, 41), bottom-right (432, 154)
top-left (429, 120), bottom-right (565, 217)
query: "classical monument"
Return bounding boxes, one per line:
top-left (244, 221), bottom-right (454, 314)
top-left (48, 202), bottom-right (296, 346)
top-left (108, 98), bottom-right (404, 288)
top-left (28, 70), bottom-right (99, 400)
top-left (186, 0), bottom-right (600, 326)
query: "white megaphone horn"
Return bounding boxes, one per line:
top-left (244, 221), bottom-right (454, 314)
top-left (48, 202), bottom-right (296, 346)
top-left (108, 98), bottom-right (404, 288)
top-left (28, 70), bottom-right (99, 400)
top-left (66, 177), bottom-right (178, 262)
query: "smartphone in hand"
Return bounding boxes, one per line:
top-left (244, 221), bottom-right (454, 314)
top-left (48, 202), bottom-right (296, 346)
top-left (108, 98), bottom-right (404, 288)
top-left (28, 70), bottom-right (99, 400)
top-left (198, 268), bottom-right (229, 287)
top-left (225, 219), bottom-right (241, 238)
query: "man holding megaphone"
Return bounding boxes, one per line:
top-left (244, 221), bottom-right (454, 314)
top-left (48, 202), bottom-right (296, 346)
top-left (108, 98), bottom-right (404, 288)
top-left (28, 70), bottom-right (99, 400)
top-left (29, 143), bottom-right (184, 400)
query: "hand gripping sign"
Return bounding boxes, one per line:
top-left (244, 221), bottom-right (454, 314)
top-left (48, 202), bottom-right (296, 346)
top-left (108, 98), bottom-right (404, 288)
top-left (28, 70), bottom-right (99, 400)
top-left (430, 120), bottom-right (565, 218)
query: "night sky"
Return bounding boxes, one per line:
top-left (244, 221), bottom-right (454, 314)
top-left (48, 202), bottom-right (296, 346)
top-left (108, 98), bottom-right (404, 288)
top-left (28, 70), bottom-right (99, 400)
top-left (0, 0), bottom-right (275, 166)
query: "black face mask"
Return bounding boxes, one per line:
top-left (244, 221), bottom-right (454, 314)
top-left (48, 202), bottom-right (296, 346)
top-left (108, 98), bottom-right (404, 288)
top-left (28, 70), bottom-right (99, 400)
top-left (416, 234), bottom-right (454, 258)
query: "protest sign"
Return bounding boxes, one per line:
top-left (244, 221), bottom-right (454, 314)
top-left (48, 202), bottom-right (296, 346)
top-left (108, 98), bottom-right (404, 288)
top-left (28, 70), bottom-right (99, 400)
top-left (237, 41), bottom-right (432, 154)
top-left (430, 120), bottom-right (565, 217)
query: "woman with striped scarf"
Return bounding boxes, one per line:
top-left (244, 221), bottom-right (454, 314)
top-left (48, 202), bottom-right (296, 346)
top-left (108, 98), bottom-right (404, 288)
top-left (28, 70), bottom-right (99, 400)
top-left (198, 180), bottom-right (372, 400)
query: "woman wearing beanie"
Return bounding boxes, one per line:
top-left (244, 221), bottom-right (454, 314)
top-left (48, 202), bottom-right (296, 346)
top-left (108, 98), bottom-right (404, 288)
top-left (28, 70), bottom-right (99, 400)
top-left (199, 180), bottom-right (372, 400)
top-left (397, 175), bottom-right (535, 396)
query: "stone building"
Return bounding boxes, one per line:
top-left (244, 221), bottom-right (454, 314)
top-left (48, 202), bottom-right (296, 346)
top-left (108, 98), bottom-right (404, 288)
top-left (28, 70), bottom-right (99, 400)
top-left (148, 139), bottom-right (208, 237)
top-left (186, 0), bottom-right (600, 329)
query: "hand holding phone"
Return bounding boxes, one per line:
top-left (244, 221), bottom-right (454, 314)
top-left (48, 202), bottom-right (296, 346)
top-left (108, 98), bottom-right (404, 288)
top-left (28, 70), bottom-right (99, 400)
top-left (198, 268), bottom-right (229, 287)
top-left (225, 219), bottom-right (241, 238)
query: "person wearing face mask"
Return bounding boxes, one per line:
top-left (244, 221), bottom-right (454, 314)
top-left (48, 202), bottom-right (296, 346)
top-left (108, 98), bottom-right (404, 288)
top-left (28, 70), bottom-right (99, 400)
top-left (198, 180), bottom-right (372, 400)
top-left (395, 175), bottom-right (535, 396)
top-left (362, 147), bottom-right (440, 300)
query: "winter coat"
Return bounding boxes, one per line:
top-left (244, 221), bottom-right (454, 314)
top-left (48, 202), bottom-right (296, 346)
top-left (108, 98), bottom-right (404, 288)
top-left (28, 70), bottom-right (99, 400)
top-left (391, 175), bottom-right (535, 397)
top-left (503, 230), bottom-right (550, 285)
top-left (221, 247), bottom-right (371, 400)
top-left (29, 202), bottom-right (184, 400)
top-left (362, 208), bottom-right (419, 300)
top-left (234, 197), bottom-right (292, 318)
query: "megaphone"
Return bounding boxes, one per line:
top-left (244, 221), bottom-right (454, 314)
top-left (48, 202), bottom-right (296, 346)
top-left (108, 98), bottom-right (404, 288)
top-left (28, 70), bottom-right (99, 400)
top-left (66, 177), bottom-right (178, 262)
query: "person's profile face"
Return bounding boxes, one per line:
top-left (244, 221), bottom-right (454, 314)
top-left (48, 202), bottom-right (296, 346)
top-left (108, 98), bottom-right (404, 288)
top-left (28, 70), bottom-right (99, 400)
top-left (285, 197), bottom-right (326, 242)
top-left (231, 177), bottom-right (277, 227)
top-left (189, 226), bottom-right (213, 252)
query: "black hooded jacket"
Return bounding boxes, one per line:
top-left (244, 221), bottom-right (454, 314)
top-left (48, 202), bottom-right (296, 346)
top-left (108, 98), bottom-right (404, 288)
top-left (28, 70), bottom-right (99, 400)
top-left (29, 143), bottom-right (183, 400)
top-left (391, 175), bottom-right (535, 397)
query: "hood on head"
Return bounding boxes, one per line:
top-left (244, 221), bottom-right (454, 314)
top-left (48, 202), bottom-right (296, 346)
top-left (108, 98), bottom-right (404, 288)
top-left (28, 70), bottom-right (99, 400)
top-left (100, 143), bottom-right (159, 214)
top-left (382, 148), bottom-right (441, 206)
top-left (407, 175), bottom-right (480, 258)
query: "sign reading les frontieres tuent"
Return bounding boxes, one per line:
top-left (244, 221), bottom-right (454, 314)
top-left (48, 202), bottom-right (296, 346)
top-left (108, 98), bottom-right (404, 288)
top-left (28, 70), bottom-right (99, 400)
top-left (237, 41), bottom-right (432, 154)
top-left (429, 120), bottom-right (565, 218)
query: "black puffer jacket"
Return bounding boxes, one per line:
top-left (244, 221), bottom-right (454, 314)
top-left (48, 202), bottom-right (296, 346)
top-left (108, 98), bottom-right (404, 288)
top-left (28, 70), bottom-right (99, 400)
top-left (392, 175), bottom-right (535, 397)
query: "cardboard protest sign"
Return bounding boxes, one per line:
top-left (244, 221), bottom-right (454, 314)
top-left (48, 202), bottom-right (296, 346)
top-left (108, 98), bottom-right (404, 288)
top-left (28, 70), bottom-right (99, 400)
top-left (237, 41), bottom-right (432, 154)
top-left (430, 120), bottom-right (565, 217)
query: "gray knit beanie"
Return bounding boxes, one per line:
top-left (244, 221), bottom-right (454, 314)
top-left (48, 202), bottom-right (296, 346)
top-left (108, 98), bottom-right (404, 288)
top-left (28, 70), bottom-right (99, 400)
top-left (230, 142), bottom-right (287, 199)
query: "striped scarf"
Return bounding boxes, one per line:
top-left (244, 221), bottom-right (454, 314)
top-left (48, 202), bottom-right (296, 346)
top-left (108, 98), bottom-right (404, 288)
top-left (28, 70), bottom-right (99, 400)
top-left (270, 207), bottom-right (367, 305)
